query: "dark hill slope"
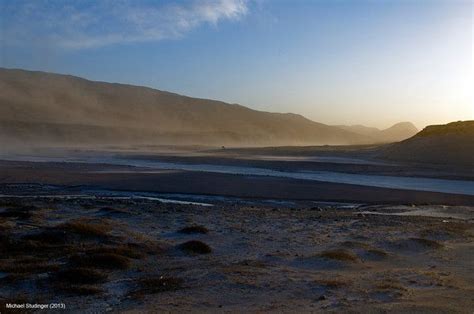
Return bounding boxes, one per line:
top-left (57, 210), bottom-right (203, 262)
top-left (381, 121), bottom-right (474, 166)
top-left (0, 68), bottom-right (366, 147)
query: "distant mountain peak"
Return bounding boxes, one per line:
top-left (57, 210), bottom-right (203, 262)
top-left (336, 121), bottom-right (418, 143)
top-left (381, 120), bottom-right (474, 166)
top-left (386, 122), bottom-right (418, 131)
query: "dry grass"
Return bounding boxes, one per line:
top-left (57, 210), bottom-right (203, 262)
top-left (84, 243), bottom-right (147, 259)
top-left (420, 222), bottom-right (472, 239)
top-left (58, 219), bottom-right (112, 238)
top-left (178, 240), bottom-right (212, 254)
top-left (24, 218), bottom-right (114, 246)
top-left (1, 229), bottom-right (69, 260)
top-left (375, 281), bottom-right (407, 291)
top-left (0, 199), bottom-right (173, 301)
top-left (367, 248), bottom-right (388, 257)
top-left (318, 249), bottom-right (359, 263)
top-left (69, 253), bottom-right (131, 270)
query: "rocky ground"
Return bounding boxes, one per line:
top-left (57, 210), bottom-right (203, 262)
top-left (1, 185), bottom-right (473, 313)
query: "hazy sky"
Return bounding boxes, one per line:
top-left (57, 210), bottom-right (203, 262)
top-left (0, 0), bottom-right (472, 129)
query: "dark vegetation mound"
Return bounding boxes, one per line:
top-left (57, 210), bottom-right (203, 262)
top-left (69, 253), bottom-right (131, 270)
top-left (178, 225), bottom-right (209, 234)
top-left (0, 200), bottom-right (164, 300)
top-left (380, 121), bottom-right (474, 166)
top-left (387, 237), bottom-right (444, 252)
top-left (59, 219), bottom-right (112, 237)
top-left (318, 249), bottom-right (359, 263)
top-left (23, 218), bottom-right (114, 246)
top-left (179, 240), bottom-right (212, 254)
top-left (316, 279), bottom-right (350, 289)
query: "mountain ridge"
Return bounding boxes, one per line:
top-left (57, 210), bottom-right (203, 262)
top-left (336, 122), bottom-right (418, 143)
top-left (381, 121), bottom-right (474, 166)
top-left (0, 68), bottom-right (412, 147)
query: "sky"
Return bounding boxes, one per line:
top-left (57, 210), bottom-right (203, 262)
top-left (0, 0), bottom-right (472, 129)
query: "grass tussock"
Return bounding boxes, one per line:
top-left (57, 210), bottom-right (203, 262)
top-left (318, 249), bottom-right (359, 263)
top-left (316, 279), bottom-right (350, 289)
top-left (178, 240), bottom-right (212, 254)
top-left (0, 199), bottom-right (173, 300)
top-left (85, 243), bottom-right (147, 259)
top-left (69, 253), bottom-right (131, 270)
top-left (24, 218), bottom-right (113, 245)
top-left (1, 232), bottom-right (67, 259)
top-left (58, 219), bottom-right (112, 238)
top-left (375, 281), bottom-right (407, 291)
top-left (178, 225), bottom-right (209, 234)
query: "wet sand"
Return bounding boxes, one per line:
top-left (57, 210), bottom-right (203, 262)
top-left (1, 159), bottom-right (474, 206)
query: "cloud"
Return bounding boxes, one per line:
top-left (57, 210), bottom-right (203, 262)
top-left (1, 0), bottom-right (249, 50)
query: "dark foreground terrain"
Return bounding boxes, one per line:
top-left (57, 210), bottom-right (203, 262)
top-left (1, 145), bottom-right (473, 312)
top-left (1, 184), bottom-right (473, 313)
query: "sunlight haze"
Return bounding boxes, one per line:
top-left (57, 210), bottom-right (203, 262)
top-left (1, 2), bottom-right (474, 311)
top-left (0, 0), bottom-right (472, 129)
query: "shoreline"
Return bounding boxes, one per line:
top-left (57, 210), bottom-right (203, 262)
top-left (1, 159), bottom-right (474, 206)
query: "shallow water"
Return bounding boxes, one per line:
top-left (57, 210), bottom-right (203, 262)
top-left (100, 159), bottom-right (474, 196)
top-left (2, 154), bottom-right (474, 196)
top-left (242, 155), bottom-right (392, 166)
top-left (0, 193), bottom-right (213, 206)
top-left (359, 208), bottom-right (474, 220)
